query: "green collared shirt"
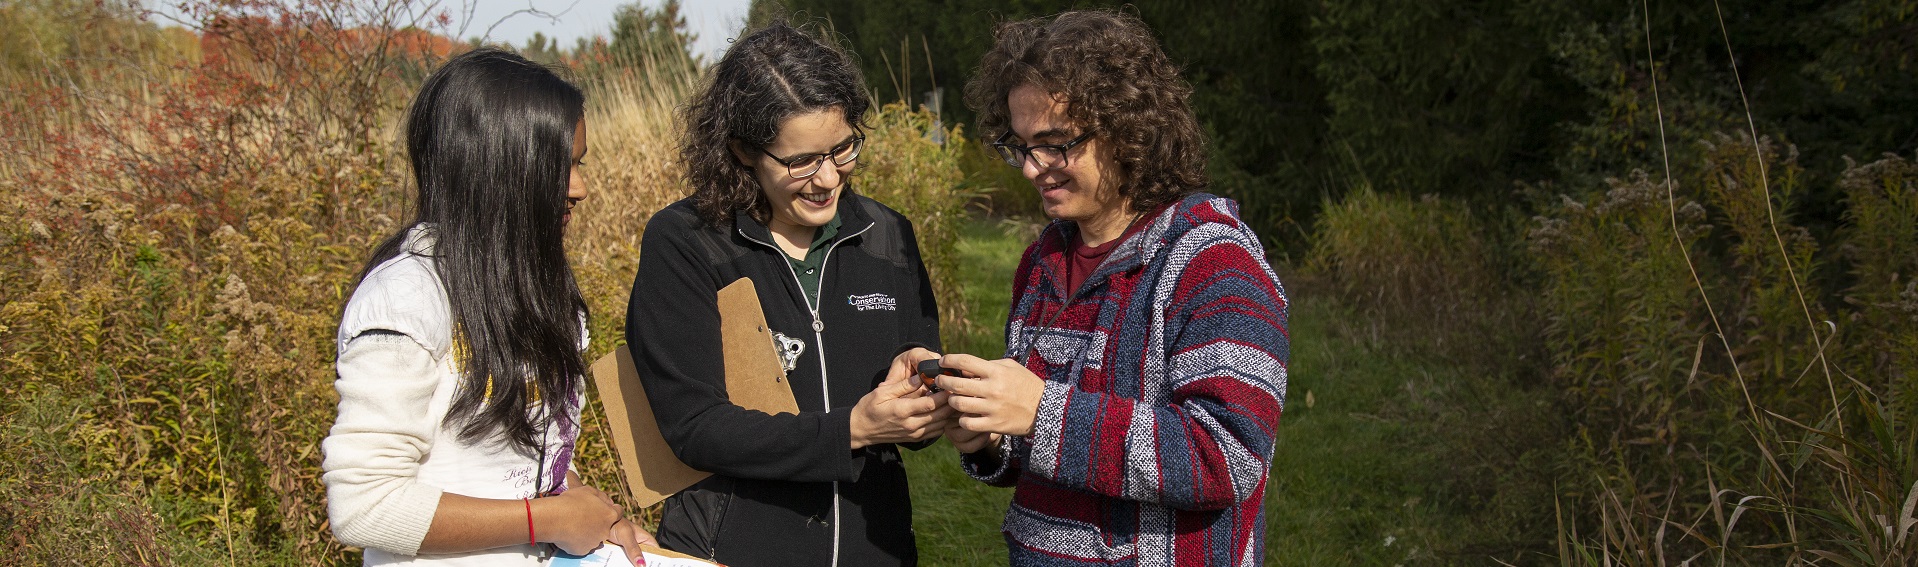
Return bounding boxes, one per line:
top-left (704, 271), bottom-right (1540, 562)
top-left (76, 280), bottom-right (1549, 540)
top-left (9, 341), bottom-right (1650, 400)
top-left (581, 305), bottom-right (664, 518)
top-left (785, 214), bottom-right (841, 307)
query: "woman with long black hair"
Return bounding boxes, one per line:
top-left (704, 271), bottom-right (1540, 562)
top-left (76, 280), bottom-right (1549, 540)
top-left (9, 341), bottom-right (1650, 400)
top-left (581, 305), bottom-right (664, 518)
top-left (322, 48), bottom-right (651, 566)
top-left (624, 21), bottom-right (950, 567)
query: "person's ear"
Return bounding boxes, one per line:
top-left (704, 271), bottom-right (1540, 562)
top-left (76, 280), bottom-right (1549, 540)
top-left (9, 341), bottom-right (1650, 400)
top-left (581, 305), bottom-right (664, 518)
top-left (729, 140), bottom-right (755, 169)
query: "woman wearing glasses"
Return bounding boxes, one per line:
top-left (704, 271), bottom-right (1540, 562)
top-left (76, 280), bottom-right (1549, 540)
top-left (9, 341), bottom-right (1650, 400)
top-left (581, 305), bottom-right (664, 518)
top-left (622, 21), bottom-right (951, 567)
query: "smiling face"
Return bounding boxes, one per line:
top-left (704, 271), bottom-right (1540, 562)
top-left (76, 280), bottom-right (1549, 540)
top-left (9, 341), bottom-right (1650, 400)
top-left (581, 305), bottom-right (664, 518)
top-left (1005, 84), bottom-right (1132, 243)
top-left (734, 108), bottom-right (858, 235)
top-left (563, 119), bottom-right (588, 227)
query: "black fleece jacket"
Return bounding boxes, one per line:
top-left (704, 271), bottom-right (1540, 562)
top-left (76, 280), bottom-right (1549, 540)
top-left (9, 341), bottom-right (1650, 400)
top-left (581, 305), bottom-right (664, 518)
top-left (624, 193), bottom-right (940, 567)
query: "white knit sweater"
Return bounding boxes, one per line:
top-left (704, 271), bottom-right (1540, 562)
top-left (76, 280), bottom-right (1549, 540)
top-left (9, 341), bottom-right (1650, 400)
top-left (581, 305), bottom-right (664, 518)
top-left (322, 226), bottom-right (584, 566)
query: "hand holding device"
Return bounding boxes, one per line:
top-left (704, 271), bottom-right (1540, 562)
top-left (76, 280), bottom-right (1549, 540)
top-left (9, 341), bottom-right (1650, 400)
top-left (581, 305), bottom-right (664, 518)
top-left (928, 354), bottom-right (1045, 438)
top-left (916, 358), bottom-right (963, 393)
top-left (850, 352), bottom-right (956, 449)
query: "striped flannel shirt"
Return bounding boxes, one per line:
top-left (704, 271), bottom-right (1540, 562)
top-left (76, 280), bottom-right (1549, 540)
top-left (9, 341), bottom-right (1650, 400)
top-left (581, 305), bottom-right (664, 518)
top-left (963, 193), bottom-right (1290, 566)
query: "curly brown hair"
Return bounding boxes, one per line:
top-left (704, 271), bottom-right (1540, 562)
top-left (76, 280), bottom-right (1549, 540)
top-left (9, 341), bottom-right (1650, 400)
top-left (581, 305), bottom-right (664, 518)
top-left (680, 21), bottom-right (870, 226)
top-left (964, 9), bottom-right (1208, 214)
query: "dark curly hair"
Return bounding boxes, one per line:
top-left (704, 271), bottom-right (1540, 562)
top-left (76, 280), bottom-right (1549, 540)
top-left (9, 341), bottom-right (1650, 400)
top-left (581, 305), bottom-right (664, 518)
top-left (680, 21), bottom-right (870, 226)
top-left (964, 10), bottom-right (1207, 214)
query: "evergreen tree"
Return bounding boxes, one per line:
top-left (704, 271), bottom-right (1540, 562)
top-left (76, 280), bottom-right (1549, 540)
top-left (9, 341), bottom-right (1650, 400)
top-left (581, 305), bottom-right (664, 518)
top-left (610, 0), bottom-right (697, 68)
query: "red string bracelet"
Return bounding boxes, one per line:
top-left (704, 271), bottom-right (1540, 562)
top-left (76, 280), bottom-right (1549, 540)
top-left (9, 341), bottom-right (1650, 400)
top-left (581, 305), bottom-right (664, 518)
top-left (524, 497), bottom-right (536, 546)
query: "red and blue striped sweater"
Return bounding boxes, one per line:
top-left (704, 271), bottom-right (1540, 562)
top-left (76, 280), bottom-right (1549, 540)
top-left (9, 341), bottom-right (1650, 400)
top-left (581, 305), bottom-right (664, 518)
top-left (962, 193), bottom-right (1290, 566)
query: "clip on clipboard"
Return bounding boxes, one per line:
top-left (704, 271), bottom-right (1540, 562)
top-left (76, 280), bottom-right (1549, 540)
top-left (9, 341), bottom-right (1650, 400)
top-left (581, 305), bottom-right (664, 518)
top-left (589, 278), bottom-right (800, 507)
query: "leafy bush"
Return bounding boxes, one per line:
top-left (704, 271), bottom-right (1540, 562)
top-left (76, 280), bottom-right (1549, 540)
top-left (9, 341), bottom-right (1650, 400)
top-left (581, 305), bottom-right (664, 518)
top-left (1299, 148), bottom-right (1918, 560)
top-left (1307, 185), bottom-right (1525, 364)
top-left (1302, 184), bottom-right (1569, 558)
top-left (1538, 139), bottom-right (1918, 563)
top-left (1, 133), bottom-right (401, 564)
top-left (1834, 152), bottom-right (1918, 418)
top-left (1530, 172), bottom-right (1713, 452)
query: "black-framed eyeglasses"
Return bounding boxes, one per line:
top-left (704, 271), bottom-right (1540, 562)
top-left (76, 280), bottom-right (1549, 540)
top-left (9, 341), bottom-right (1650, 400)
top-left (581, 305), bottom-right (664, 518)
top-left (992, 130), bottom-right (1093, 169)
top-left (759, 134), bottom-right (865, 179)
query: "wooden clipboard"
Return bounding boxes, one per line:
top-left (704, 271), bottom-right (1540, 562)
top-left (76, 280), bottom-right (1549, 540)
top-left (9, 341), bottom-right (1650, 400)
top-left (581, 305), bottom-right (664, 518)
top-left (590, 278), bottom-right (800, 507)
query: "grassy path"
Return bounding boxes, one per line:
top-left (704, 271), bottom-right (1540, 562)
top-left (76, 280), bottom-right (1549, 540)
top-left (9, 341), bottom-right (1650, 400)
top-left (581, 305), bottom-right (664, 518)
top-left (1266, 300), bottom-right (1484, 565)
top-left (1269, 297), bottom-right (1559, 565)
top-left (907, 217), bottom-right (1554, 565)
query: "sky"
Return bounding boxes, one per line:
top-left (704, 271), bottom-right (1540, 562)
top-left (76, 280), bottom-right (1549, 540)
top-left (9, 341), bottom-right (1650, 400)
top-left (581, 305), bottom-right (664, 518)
top-left (145, 0), bottom-right (754, 61)
top-left (452, 0), bottom-right (752, 61)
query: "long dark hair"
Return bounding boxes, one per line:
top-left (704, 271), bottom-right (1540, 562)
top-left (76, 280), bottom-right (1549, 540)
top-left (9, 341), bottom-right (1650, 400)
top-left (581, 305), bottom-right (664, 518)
top-left (680, 20), bottom-right (870, 226)
top-left (965, 10), bottom-right (1208, 214)
top-left (355, 47), bottom-right (587, 453)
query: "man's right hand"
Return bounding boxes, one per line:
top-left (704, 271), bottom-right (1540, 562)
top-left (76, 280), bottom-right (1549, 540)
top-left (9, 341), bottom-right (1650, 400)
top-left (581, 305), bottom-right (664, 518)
top-left (934, 354), bottom-right (1045, 438)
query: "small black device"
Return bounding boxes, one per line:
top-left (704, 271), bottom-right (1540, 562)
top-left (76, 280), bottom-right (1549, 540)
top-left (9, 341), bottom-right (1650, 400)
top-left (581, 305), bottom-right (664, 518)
top-left (917, 358), bottom-right (961, 392)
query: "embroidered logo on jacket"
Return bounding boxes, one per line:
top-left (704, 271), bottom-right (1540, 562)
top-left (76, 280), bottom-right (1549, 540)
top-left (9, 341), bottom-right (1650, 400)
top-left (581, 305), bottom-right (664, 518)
top-left (847, 293), bottom-right (897, 312)
top-left (771, 331), bottom-right (805, 372)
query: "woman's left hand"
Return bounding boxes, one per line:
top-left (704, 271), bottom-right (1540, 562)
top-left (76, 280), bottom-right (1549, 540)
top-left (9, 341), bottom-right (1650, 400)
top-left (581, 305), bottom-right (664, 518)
top-left (885, 347), bottom-right (945, 391)
top-left (849, 370), bottom-right (956, 449)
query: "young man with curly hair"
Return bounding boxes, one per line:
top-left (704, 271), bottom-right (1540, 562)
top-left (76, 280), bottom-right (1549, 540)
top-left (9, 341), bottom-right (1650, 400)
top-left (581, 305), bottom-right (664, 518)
top-left (910, 9), bottom-right (1291, 567)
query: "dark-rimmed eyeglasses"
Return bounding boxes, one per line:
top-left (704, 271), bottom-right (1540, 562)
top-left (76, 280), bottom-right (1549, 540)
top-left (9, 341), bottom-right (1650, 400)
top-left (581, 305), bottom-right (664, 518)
top-left (992, 130), bottom-right (1093, 169)
top-left (759, 134), bottom-right (865, 179)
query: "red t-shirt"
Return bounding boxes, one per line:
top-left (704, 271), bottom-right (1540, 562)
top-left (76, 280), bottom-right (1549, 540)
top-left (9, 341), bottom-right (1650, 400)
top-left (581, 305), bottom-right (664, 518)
top-left (1063, 206), bottom-right (1165, 296)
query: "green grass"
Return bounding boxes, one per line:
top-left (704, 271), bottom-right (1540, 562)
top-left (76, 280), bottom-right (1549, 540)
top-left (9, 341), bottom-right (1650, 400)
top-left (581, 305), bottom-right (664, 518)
top-left (909, 217), bottom-right (1558, 565)
top-left (905, 442), bottom-right (1016, 566)
top-left (1265, 295), bottom-right (1559, 565)
top-left (938, 216), bottom-right (1034, 360)
top-left (1264, 297), bottom-right (1453, 565)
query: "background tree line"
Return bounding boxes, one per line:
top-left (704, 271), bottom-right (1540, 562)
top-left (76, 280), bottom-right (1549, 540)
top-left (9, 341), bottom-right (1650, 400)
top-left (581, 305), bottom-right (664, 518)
top-left (756, 0), bottom-right (1918, 562)
top-left (756, 0), bottom-right (1915, 254)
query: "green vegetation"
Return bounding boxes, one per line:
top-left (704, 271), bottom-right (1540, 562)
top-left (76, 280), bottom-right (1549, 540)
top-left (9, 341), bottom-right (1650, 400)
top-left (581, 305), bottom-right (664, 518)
top-left (5, 0), bottom-right (1916, 564)
top-left (1266, 296), bottom-right (1560, 565)
top-left (905, 440), bottom-right (1016, 567)
top-left (1299, 146), bottom-right (1918, 562)
top-left (935, 217), bottom-right (1035, 359)
top-left (0, 1), bottom-right (974, 563)
top-left (769, 0), bottom-right (1918, 562)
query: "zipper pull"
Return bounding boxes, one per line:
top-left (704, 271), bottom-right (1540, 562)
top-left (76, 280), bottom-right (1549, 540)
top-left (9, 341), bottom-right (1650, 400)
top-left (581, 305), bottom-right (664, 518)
top-left (812, 316), bottom-right (824, 333)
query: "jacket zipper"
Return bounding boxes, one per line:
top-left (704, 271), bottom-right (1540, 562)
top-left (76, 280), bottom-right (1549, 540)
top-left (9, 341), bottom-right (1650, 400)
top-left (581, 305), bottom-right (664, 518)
top-left (738, 219), bottom-right (875, 567)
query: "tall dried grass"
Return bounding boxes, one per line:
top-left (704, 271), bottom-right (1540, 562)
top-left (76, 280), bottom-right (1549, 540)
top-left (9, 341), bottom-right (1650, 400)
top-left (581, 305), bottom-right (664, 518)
top-left (1537, 140), bottom-right (1918, 564)
top-left (1307, 136), bottom-right (1917, 563)
top-left (3, 3), bottom-right (415, 562)
top-left (563, 43), bottom-right (703, 527)
top-left (1544, 3), bottom-right (1918, 558)
top-left (0, 3), bottom-right (976, 564)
